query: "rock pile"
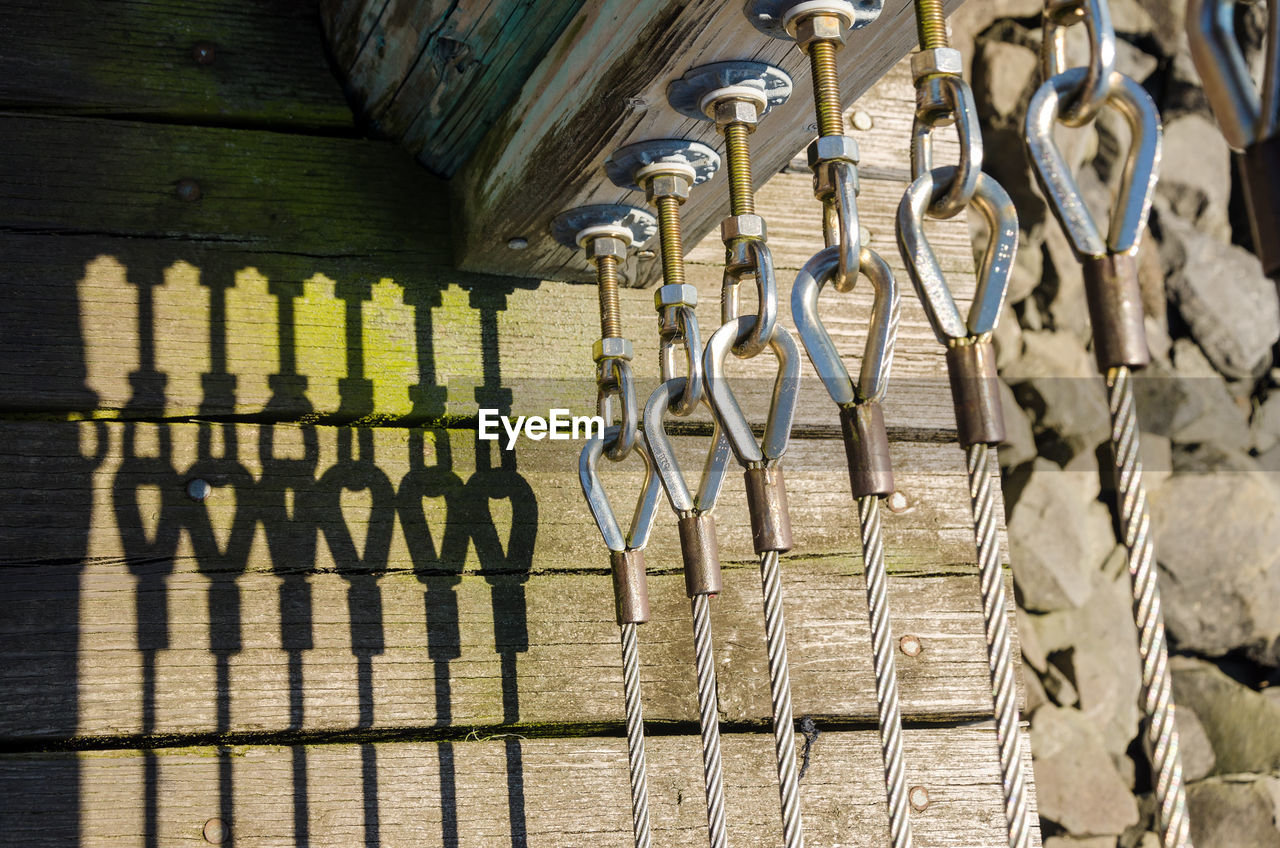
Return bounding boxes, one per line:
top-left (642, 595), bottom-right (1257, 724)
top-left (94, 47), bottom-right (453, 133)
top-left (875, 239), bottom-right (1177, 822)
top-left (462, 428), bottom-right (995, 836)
top-left (948, 1), bottom-right (1280, 844)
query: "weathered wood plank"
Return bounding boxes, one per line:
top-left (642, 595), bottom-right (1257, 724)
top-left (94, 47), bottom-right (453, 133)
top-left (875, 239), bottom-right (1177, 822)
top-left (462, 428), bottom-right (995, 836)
top-left (0, 422), bottom-right (1002, 575)
top-left (0, 728), bottom-right (1039, 846)
top-left (320, 0), bottom-right (587, 177)
top-left (1, 560), bottom-right (1008, 740)
top-left (451, 0), bottom-right (965, 283)
top-left (0, 0), bottom-right (351, 130)
top-left (0, 173), bottom-right (979, 431)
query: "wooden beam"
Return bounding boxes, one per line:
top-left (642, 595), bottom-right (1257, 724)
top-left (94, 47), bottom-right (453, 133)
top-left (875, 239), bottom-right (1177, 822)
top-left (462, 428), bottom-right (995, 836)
top-left (450, 0), bottom-right (965, 283)
top-left (0, 728), bottom-right (1039, 846)
top-left (0, 0), bottom-right (351, 130)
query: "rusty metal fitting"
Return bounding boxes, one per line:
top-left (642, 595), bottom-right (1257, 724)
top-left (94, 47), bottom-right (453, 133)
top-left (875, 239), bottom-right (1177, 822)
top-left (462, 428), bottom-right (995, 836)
top-left (654, 283), bottom-right (698, 311)
top-left (910, 47), bottom-right (963, 84)
top-left (725, 238), bottom-right (754, 274)
top-left (721, 213), bottom-right (768, 244)
top-left (711, 95), bottom-right (764, 129)
top-left (678, 512), bottom-right (723, 597)
top-left (1237, 139), bottom-right (1280, 279)
top-left (916, 76), bottom-right (954, 125)
top-left (610, 549), bottom-right (651, 625)
top-left (812, 159), bottom-right (859, 202)
top-left (807, 134), bottom-right (860, 168)
top-left (637, 161), bottom-right (696, 204)
top-left (840, 402), bottom-right (894, 499)
top-left (945, 341), bottom-right (1005, 447)
top-left (593, 337), bottom-right (634, 363)
top-left (744, 466), bottom-right (794, 554)
top-left (1082, 253), bottom-right (1151, 371)
top-left (584, 236), bottom-right (629, 263)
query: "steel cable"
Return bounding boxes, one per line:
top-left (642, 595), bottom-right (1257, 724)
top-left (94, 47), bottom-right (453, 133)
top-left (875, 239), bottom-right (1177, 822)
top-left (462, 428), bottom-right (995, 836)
top-left (857, 495), bottom-right (914, 848)
top-left (691, 594), bottom-right (729, 848)
top-left (965, 443), bottom-right (1031, 848)
top-left (620, 622), bottom-right (653, 848)
top-left (759, 548), bottom-right (805, 848)
top-left (1106, 367), bottom-right (1192, 848)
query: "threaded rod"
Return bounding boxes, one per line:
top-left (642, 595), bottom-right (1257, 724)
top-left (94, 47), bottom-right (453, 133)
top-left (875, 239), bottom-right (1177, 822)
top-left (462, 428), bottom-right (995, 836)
top-left (808, 40), bottom-right (845, 137)
top-left (724, 121), bottom-right (756, 216)
top-left (655, 195), bottom-right (686, 288)
top-left (914, 0), bottom-right (949, 49)
top-left (595, 253), bottom-right (622, 340)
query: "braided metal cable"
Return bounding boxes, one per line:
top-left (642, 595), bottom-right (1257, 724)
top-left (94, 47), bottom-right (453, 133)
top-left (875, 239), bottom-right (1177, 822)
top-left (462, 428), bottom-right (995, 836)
top-left (759, 549), bottom-right (805, 848)
top-left (857, 495), bottom-right (914, 848)
top-left (691, 594), bottom-right (729, 848)
top-left (620, 622), bottom-right (653, 848)
top-left (1106, 367), bottom-right (1193, 848)
top-left (965, 443), bottom-right (1031, 848)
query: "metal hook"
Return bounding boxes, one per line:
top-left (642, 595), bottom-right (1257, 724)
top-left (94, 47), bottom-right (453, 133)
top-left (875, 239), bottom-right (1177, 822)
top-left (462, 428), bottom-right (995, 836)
top-left (580, 425), bottom-right (663, 552)
top-left (722, 239), bottom-right (780, 358)
top-left (1041, 0), bottom-right (1118, 127)
top-left (911, 75), bottom-right (984, 220)
top-left (643, 380), bottom-right (734, 515)
top-left (792, 245), bottom-right (900, 406)
top-left (703, 316), bottom-right (802, 466)
top-left (1026, 67), bottom-right (1161, 258)
top-left (597, 358), bottom-right (640, 462)
top-left (1187, 0), bottom-right (1280, 148)
top-left (897, 165), bottom-right (1018, 343)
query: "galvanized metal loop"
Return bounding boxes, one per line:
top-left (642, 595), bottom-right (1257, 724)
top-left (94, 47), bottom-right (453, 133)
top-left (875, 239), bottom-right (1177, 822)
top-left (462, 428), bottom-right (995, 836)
top-left (597, 358), bottom-right (639, 461)
top-left (580, 425), bottom-right (664, 552)
top-left (910, 75), bottom-right (984, 220)
top-left (792, 244), bottom-right (900, 406)
top-left (818, 158), bottom-right (862, 291)
top-left (704, 315), bottom-right (802, 467)
top-left (897, 166), bottom-right (1018, 344)
top-left (1042, 0), bottom-right (1118, 127)
top-left (660, 305), bottom-right (706, 417)
top-left (643, 379), bottom-right (734, 514)
top-left (1026, 67), bottom-right (1162, 257)
top-left (1187, 0), bottom-right (1280, 148)
top-left (721, 239), bottom-right (780, 357)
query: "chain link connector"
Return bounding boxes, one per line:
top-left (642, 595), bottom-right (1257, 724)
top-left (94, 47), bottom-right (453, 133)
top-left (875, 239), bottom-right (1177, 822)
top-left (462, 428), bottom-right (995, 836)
top-left (808, 136), bottom-right (862, 290)
top-left (657, 303), bottom-right (706, 416)
top-left (945, 341), bottom-right (1006, 447)
top-left (898, 165), bottom-right (1018, 344)
top-left (1083, 253), bottom-right (1150, 370)
top-left (1187, 0), bottom-right (1280, 149)
top-left (911, 76), bottom-right (984, 219)
top-left (841, 402), bottom-right (894, 498)
top-left (1042, 0), bottom-right (1118, 127)
top-left (721, 239), bottom-right (781, 358)
top-left (1027, 66), bottom-right (1161, 258)
top-left (597, 358), bottom-right (640, 462)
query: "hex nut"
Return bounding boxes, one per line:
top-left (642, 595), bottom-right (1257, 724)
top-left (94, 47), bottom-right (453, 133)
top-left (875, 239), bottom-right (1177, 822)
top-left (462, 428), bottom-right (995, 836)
top-left (644, 173), bottom-right (692, 203)
top-left (714, 98), bottom-right (760, 128)
top-left (585, 236), bottom-right (628, 262)
top-left (721, 214), bottom-right (767, 243)
top-left (793, 13), bottom-right (847, 50)
top-left (812, 160), bottom-right (858, 201)
top-left (593, 337), bottom-right (634, 363)
top-left (910, 47), bottom-right (963, 84)
top-left (654, 284), bottom-right (698, 310)
top-left (807, 134), bottom-right (860, 168)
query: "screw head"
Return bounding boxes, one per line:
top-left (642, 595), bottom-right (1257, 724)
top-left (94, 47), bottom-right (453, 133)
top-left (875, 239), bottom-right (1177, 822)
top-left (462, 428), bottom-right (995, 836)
top-left (506, 237), bottom-right (529, 250)
top-left (175, 179), bottom-right (202, 202)
top-left (909, 785), bottom-right (930, 811)
top-left (187, 479), bottom-right (212, 502)
top-left (192, 42), bottom-right (216, 65)
top-left (887, 491), bottom-right (909, 513)
top-left (899, 634), bottom-right (922, 657)
top-left (202, 817), bottom-right (228, 843)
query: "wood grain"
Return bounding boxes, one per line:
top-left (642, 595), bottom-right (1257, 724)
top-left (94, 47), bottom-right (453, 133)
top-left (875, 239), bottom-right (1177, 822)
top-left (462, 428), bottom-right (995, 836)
top-left (450, 0), bottom-right (965, 283)
top-left (0, 0), bottom-right (351, 130)
top-left (0, 727), bottom-right (1039, 847)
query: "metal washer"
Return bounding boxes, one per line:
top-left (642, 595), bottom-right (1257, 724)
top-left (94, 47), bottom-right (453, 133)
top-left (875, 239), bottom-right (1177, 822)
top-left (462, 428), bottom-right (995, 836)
top-left (605, 140), bottom-right (721, 192)
top-left (745, 0), bottom-right (884, 39)
top-left (666, 61), bottom-right (794, 122)
top-left (549, 204), bottom-right (658, 250)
